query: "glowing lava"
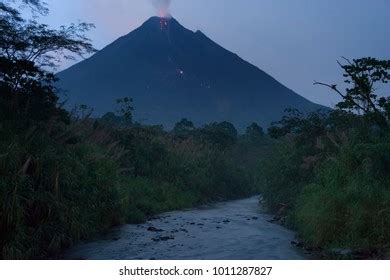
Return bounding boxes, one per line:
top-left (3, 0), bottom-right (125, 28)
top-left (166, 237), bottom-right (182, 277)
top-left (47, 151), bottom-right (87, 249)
top-left (159, 17), bottom-right (169, 30)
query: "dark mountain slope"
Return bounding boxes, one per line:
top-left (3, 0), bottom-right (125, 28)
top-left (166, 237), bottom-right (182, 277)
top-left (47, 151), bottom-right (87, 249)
top-left (57, 17), bottom-right (326, 130)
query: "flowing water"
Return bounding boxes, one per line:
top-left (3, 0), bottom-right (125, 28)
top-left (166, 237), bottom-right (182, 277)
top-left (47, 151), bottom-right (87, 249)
top-left (65, 196), bottom-right (304, 260)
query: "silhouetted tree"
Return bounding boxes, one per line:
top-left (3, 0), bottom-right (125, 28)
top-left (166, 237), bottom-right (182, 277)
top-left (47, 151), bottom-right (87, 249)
top-left (116, 97), bottom-right (134, 126)
top-left (201, 121), bottom-right (238, 149)
top-left (245, 122), bottom-right (264, 142)
top-left (268, 109), bottom-right (305, 139)
top-left (314, 57), bottom-right (390, 126)
top-left (173, 118), bottom-right (195, 138)
top-left (0, 0), bottom-right (96, 123)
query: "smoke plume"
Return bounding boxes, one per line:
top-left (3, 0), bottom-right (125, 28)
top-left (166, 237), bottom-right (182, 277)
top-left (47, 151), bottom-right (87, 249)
top-left (151, 0), bottom-right (172, 18)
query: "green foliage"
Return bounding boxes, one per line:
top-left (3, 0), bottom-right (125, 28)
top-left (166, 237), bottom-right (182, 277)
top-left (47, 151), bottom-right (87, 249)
top-left (295, 141), bottom-right (390, 250)
top-left (314, 57), bottom-right (390, 127)
top-left (0, 1), bottom-right (95, 68)
top-left (0, 0), bottom-right (266, 260)
top-left (199, 121), bottom-right (238, 149)
top-left (6, 1), bottom-right (388, 261)
top-left (261, 59), bottom-right (390, 255)
top-left (116, 97), bottom-right (134, 126)
top-left (245, 122), bottom-right (264, 143)
top-left (123, 177), bottom-right (197, 221)
top-left (0, 1), bottom-right (95, 126)
top-left (173, 118), bottom-right (195, 138)
top-left (0, 119), bottom-right (259, 259)
top-left (338, 57), bottom-right (390, 116)
top-left (0, 127), bottom-right (123, 259)
top-left (1, 2), bottom-right (100, 258)
top-left (257, 142), bottom-right (310, 212)
top-left (261, 113), bottom-right (390, 253)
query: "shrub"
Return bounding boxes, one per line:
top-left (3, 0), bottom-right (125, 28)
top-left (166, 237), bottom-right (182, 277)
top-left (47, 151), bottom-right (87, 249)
top-left (295, 142), bottom-right (390, 251)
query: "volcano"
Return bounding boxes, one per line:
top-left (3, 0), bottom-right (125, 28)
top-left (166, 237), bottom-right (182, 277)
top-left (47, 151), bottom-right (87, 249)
top-left (57, 17), bottom-right (325, 130)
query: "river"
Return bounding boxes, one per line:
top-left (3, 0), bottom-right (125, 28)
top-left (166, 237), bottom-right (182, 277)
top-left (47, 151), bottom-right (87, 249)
top-left (64, 196), bottom-right (304, 260)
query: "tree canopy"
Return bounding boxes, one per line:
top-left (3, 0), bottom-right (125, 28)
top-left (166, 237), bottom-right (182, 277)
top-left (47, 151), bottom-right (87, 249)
top-left (314, 57), bottom-right (390, 126)
top-left (0, 0), bottom-right (96, 123)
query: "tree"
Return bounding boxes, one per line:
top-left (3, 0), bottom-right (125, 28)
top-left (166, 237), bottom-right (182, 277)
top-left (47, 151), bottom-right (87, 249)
top-left (268, 108), bottom-right (331, 151)
top-left (100, 98), bottom-right (134, 127)
top-left (201, 121), bottom-right (238, 149)
top-left (245, 122), bottom-right (264, 142)
top-left (116, 97), bottom-right (134, 126)
top-left (173, 118), bottom-right (195, 138)
top-left (0, 0), bottom-right (96, 123)
top-left (314, 57), bottom-right (390, 125)
top-left (268, 109), bottom-right (305, 139)
top-left (1, 1), bottom-right (95, 68)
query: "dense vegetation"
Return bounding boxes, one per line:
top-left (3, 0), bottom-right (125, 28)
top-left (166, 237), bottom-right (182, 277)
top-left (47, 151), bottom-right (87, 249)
top-left (0, 114), bottom-right (265, 259)
top-left (0, 1), bottom-right (268, 259)
top-left (1, 1), bottom-right (389, 260)
top-left (259, 58), bottom-right (390, 258)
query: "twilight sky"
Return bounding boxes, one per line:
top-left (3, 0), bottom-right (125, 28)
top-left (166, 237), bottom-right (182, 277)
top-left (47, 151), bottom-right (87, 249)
top-left (39, 0), bottom-right (389, 107)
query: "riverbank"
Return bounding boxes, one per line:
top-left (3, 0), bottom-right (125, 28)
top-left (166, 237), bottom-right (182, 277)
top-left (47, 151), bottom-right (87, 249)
top-left (0, 118), bottom-right (262, 259)
top-left (266, 205), bottom-right (389, 260)
top-left (259, 109), bottom-right (390, 259)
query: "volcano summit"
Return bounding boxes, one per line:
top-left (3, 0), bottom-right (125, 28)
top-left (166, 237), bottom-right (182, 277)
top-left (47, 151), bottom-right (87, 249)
top-left (57, 17), bottom-right (325, 130)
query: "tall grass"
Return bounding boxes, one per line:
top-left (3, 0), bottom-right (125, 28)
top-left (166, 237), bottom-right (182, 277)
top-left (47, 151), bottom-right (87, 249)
top-left (295, 142), bottom-right (390, 251)
top-left (258, 122), bottom-right (390, 254)
top-left (0, 123), bottom-right (123, 259)
top-left (0, 119), bottom-right (259, 259)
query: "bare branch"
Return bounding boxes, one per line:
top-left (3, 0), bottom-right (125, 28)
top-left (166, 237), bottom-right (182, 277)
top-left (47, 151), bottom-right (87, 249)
top-left (313, 81), bottom-right (368, 113)
top-left (341, 56), bottom-right (353, 66)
